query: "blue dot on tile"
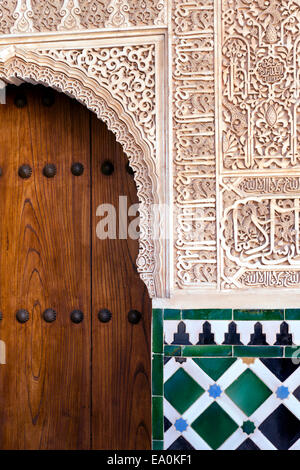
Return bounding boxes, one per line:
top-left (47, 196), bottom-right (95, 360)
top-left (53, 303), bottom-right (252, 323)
top-left (174, 418), bottom-right (188, 433)
top-left (276, 385), bottom-right (290, 400)
top-left (208, 384), bottom-right (222, 399)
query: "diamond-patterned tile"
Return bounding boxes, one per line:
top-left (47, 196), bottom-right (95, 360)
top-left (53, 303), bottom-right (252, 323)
top-left (225, 369), bottom-right (272, 416)
top-left (293, 386), bottom-right (300, 401)
top-left (164, 368), bottom-right (204, 414)
top-left (193, 358), bottom-right (237, 381)
top-left (162, 357), bottom-right (300, 450)
top-left (259, 404), bottom-right (300, 450)
top-left (167, 436), bottom-right (195, 450)
top-left (159, 307), bottom-right (300, 451)
top-left (237, 438), bottom-right (260, 450)
top-left (191, 402), bottom-right (238, 450)
top-left (260, 358), bottom-right (299, 382)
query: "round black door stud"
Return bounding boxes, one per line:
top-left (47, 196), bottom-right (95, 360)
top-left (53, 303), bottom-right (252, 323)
top-left (71, 162), bottom-right (84, 176)
top-left (101, 160), bottom-right (114, 176)
top-left (70, 310), bottom-right (84, 324)
top-left (43, 164), bottom-right (56, 178)
top-left (14, 95), bottom-right (27, 108)
top-left (0, 312), bottom-right (2, 321)
top-left (16, 309), bottom-right (29, 324)
top-left (98, 309), bottom-right (112, 323)
top-left (18, 164), bottom-right (32, 179)
top-left (0, 167), bottom-right (3, 177)
top-left (43, 308), bottom-right (56, 323)
top-left (128, 310), bottom-right (142, 324)
top-left (42, 92), bottom-right (55, 107)
top-left (126, 161), bottom-right (134, 176)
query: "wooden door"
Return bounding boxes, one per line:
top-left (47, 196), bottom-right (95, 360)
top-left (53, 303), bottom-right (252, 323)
top-left (0, 84), bottom-right (151, 450)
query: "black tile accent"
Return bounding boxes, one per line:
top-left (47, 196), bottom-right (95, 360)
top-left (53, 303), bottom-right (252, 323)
top-left (259, 404), bottom-right (300, 450)
top-left (236, 438), bottom-right (260, 450)
top-left (172, 321), bottom-right (191, 345)
top-left (275, 322), bottom-right (293, 346)
top-left (223, 321), bottom-right (243, 345)
top-left (168, 436), bottom-right (195, 450)
top-left (175, 357), bottom-right (187, 364)
top-left (164, 356), bottom-right (172, 365)
top-left (248, 322), bottom-right (268, 345)
top-left (293, 386), bottom-right (300, 401)
top-left (260, 358), bottom-right (299, 382)
top-left (164, 416), bottom-right (172, 432)
top-left (197, 321), bottom-right (216, 345)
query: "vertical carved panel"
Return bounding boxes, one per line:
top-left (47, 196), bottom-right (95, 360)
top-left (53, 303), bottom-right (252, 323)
top-left (173, 0), bottom-right (217, 288)
top-left (219, 1), bottom-right (300, 290)
top-left (221, 0), bottom-right (300, 171)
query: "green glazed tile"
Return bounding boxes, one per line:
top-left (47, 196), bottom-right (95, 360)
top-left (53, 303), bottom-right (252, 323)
top-left (164, 368), bottom-right (204, 414)
top-left (164, 345), bottom-right (182, 357)
top-left (234, 346), bottom-right (283, 357)
top-left (152, 440), bottom-right (164, 450)
top-left (182, 346), bottom-right (232, 357)
top-left (233, 309), bottom-right (283, 321)
top-left (285, 346), bottom-right (300, 358)
top-left (182, 309), bottom-right (232, 320)
top-left (193, 358), bottom-right (237, 381)
top-left (164, 309), bottom-right (181, 320)
top-left (152, 354), bottom-right (163, 396)
top-left (285, 309), bottom-right (300, 320)
top-left (192, 402), bottom-right (238, 450)
top-left (225, 369), bottom-right (272, 416)
top-left (152, 309), bottom-right (163, 354)
top-left (152, 397), bottom-right (163, 440)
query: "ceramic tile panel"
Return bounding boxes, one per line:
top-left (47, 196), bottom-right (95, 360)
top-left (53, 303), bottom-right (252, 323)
top-left (163, 357), bottom-right (300, 450)
top-left (152, 308), bottom-right (300, 450)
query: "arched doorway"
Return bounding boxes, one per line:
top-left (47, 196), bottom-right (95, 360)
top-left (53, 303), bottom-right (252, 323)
top-left (0, 84), bottom-right (151, 449)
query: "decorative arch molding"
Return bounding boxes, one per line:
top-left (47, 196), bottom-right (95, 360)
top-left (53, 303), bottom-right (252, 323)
top-left (0, 40), bottom-right (167, 298)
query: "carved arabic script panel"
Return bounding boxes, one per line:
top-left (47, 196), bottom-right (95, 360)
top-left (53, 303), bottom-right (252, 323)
top-left (219, 1), bottom-right (300, 290)
top-left (221, 0), bottom-right (300, 171)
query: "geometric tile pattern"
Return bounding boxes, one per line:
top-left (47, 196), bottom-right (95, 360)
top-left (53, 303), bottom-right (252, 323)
top-left (152, 308), bottom-right (300, 450)
top-left (164, 320), bottom-right (300, 346)
top-left (163, 358), bottom-right (300, 450)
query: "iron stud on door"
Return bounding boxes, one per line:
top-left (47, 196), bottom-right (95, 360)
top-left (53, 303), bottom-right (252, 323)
top-left (16, 309), bottom-right (29, 324)
top-left (18, 164), bottom-right (32, 179)
top-left (43, 309), bottom-right (57, 323)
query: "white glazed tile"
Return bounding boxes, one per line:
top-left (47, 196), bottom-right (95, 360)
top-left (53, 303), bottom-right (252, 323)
top-left (184, 320), bottom-right (204, 345)
top-left (182, 358), bottom-right (214, 390)
top-left (218, 393), bottom-right (246, 426)
top-left (263, 322), bottom-right (282, 346)
top-left (210, 321), bottom-right (231, 344)
top-left (183, 392), bottom-right (213, 423)
top-left (250, 359), bottom-right (281, 390)
top-left (289, 438), bottom-right (300, 450)
top-left (283, 395), bottom-right (300, 420)
top-left (164, 427), bottom-right (180, 450)
top-left (284, 367), bottom-right (300, 390)
top-left (164, 357), bottom-right (180, 382)
top-left (163, 398), bottom-right (180, 423)
top-left (288, 322), bottom-right (300, 345)
top-left (218, 358), bottom-right (247, 389)
top-left (235, 322), bottom-right (252, 345)
top-left (164, 321), bottom-right (182, 345)
top-left (251, 430), bottom-right (277, 450)
top-left (182, 427), bottom-right (211, 450)
top-left (218, 428), bottom-right (246, 450)
top-left (251, 395), bottom-right (279, 424)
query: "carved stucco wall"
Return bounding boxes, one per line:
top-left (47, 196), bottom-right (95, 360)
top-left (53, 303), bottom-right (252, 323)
top-left (1, 1), bottom-right (300, 304)
top-left (0, 0), bottom-right (166, 32)
top-left (172, 0), bottom-right (300, 306)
